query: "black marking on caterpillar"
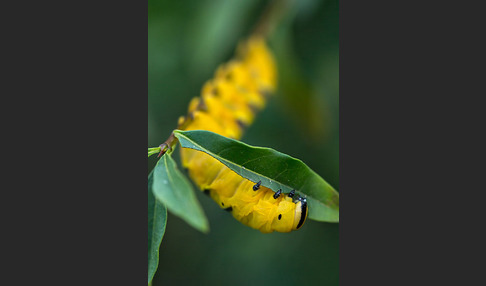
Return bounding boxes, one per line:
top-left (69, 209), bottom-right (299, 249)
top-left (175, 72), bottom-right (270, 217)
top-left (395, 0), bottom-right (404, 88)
top-left (248, 103), bottom-right (260, 114)
top-left (225, 71), bottom-right (234, 81)
top-left (260, 89), bottom-right (272, 99)
top-left (273, 189), bottom-right (282, 199)
top-left (253, 181), bottom-right (261, 191)
top-left (212, 86), bottom-right (220, 97)
top-left (296, 197), bottom-right (307, 229)
top-left (197, 98), bottom-right (208, 111)
top-left (188, 111), bottom-right (195, 120)
top-left (236, 119), bottom-right (248, 130)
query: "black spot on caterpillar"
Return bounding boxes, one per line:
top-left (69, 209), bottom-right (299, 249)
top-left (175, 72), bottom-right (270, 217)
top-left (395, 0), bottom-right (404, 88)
top-left (236, 119), bottom-right (248, 130)
top-left (273, 189), bottom-right (282, 199)
top-left (253, 181), bottom-right (261, 191)
top-left (288, 190), bottom-right (295, 198)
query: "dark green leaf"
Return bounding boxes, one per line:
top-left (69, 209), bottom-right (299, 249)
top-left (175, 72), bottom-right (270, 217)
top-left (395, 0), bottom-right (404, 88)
top-left (148, 171), bottom-right (167, 285)
top-left (173, 130), bottom-right (339, 222)
top-left (152, 152), bottom-right (209, 232)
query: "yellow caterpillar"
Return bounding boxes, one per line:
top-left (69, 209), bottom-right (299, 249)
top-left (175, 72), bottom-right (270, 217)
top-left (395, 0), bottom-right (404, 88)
top-left (178, 36), bottom-right (308, 233)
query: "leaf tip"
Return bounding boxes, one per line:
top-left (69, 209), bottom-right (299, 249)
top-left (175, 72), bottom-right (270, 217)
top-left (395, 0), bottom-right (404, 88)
top-left (195, 217), bottom-right (210, 234)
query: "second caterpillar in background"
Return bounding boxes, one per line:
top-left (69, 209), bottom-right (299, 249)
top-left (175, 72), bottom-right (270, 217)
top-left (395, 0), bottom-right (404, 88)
top-left (178, 36), bottom-right (308, 233)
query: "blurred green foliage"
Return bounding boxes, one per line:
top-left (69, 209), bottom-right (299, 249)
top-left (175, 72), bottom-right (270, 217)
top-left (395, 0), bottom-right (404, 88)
top-left (148, 0), bottom-right (339, 285)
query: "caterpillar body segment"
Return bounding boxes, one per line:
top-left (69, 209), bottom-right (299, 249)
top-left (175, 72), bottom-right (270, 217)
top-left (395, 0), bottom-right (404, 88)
top-left (198, 165), bottom-right (308, 233)
top-left (178, 36), bottom-right (308, 233)
top-left (193, 96), bottom-right (246, 139)
top-left (236, 36), bottom-right (277, 93)
top-left (214, 61), bottom-right (267, 105)
top-left (201, 79), bottom-right (258, 125)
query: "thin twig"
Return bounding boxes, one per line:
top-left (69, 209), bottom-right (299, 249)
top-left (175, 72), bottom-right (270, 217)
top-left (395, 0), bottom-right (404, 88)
top-left (157, 132), bottom-right (177, 157)
top-left (252, 0), bottom-right (290, 38)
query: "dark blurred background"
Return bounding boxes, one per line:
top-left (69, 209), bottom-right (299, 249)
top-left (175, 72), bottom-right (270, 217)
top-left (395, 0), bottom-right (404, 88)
top-left (148, 0), bottom-right (339, 285)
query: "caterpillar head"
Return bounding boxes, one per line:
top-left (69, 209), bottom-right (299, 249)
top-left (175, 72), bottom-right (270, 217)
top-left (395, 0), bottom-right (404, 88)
top-left (292, 196), bottom-right (308, 231)
top-left (270, 193), bottom-right (308, 232)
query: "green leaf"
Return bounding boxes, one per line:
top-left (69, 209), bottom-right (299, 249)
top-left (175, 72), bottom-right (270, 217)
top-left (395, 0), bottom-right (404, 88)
top-left (148, 171), bottom-right (167, 285)
top-left (148, 147), bottom-right (161, 158)
top-left (152, 152), bottom-right (210, 232)
top-left (173, 130), bottom-right (339, 222)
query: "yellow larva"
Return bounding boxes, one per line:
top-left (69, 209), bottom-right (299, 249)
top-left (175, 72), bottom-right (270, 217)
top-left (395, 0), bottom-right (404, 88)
top-left (179, 36), bottom-right (308, 233)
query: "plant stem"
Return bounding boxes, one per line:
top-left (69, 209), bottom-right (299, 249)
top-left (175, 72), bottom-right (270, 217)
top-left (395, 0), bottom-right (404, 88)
top-left (252, 0), bottom-right (290, 38)
top-left (157, 132), bottom-right (178, 157)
